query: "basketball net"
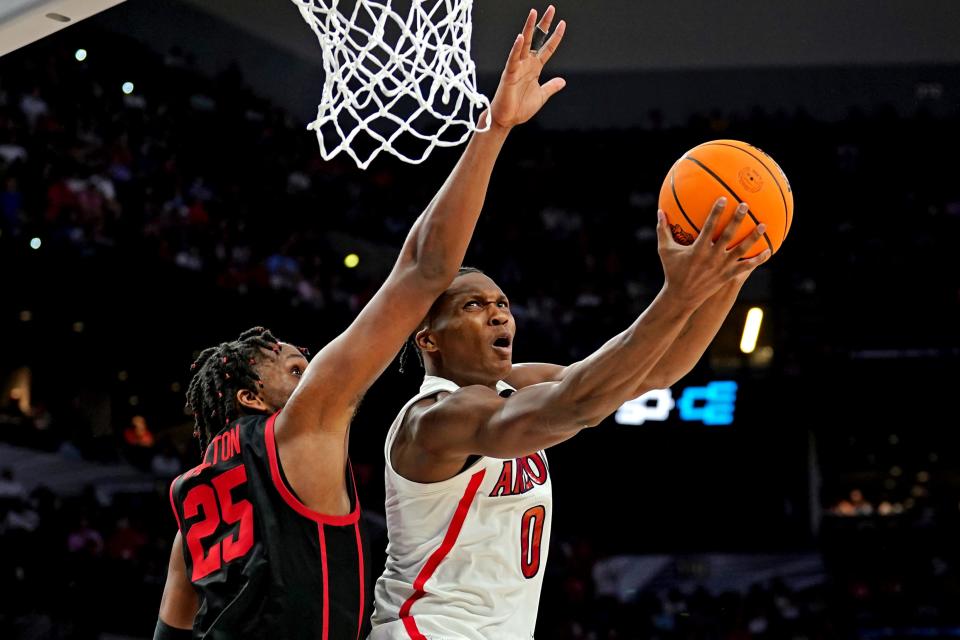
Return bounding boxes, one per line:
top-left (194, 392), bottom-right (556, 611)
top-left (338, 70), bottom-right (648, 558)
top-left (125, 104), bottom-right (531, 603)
top-left (291, 0), bottom-right (491, 169)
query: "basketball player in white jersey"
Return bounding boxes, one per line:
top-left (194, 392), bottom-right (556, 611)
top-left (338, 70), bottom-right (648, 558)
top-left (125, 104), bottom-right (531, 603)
top-left (368, 196), bottom-right (771, 639)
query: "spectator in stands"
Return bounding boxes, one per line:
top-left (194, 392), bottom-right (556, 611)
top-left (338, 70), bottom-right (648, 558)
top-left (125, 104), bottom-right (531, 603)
top-left (67, 517), bottom-right (104, 556)
top-left (123, 415), bottom-right (155, 448)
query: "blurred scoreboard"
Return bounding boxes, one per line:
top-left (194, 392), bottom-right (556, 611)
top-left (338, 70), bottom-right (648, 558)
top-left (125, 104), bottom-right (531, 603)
top-left (614, 380), bottom-right (738, 427)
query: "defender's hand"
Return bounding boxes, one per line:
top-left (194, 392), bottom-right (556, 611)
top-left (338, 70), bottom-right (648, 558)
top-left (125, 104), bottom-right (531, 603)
top-left (487, 6), bottom-right (567, 129)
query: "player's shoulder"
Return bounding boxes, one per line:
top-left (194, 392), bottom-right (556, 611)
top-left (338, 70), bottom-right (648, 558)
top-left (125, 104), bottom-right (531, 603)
top-left (507, 362), bottom-right (566, 389)
top-left (419, 384), bottom-right (500, 409)
top-left (170, 459), bottom-right (207, 497)
top-left (406, 384), bottom-right (502, 430)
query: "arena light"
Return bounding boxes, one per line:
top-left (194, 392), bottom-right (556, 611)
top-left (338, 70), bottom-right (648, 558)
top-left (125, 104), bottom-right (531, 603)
top-left (740, 307), bottom-right (763, 354)
top-left (344, 253), bottom-right (360, 268)
top-left (122, 81), bottom-right (134, 95)
top-left (4, 367), bottom-right (32, 415)
top-left (74, 48), bottom-right (87, 61)
top-left (29, 237), bottom-right (41, 250)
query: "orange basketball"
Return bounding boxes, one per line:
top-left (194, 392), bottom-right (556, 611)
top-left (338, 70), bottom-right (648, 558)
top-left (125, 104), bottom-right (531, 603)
top-left (658, 140), bottom-right (794, 258)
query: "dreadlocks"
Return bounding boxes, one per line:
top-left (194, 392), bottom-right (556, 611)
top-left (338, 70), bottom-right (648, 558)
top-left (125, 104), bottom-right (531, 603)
top-left (398, 267), bottom-right (485, 373)
top-left (185, 326), bottom-right (281, 455)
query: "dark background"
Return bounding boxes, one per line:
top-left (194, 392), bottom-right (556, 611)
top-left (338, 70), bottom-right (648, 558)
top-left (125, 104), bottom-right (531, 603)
top-left (1, 1), bottom-right (958, 638)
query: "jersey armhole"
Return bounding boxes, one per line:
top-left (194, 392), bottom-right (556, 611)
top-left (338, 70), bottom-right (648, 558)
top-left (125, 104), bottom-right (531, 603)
top-left (264, 412), bottom-right (361, 526)
top-left (386, 391), bottom-right (490, 492)
top-left (385, 391), bottom-right (446, 473)
top-left (392, 392), bottom-right (443, 445)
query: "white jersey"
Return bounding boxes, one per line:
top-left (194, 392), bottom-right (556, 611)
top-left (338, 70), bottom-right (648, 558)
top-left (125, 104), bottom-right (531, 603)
top-left (370, 375), bottom-right (553, 640)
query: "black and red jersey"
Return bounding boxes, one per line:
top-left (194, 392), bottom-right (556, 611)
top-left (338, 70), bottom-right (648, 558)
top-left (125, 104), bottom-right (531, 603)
top-left (169, 412), bottom-right (369, 639)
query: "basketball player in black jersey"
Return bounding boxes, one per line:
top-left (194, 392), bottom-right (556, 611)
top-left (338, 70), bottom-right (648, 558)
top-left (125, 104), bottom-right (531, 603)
top-left (155, 7), bottom-right (568, 639)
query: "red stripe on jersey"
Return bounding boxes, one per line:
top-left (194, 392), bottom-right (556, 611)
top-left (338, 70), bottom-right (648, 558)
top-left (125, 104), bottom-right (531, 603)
top-left (319, 523), bottom-right (330, 640)
top-left (264, 412), bottom-right (360, 525)
top-left (399, 469), bottom-right (486, 639)
top-left (401, 615), bottom-right (425, 640)
top-left (168, 475), bottom-right (182, 529)
top-left (354, 522), bottom-right (365, 640)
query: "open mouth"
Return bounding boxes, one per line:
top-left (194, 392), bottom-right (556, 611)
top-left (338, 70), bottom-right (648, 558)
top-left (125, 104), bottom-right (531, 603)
top-left (493, 336), bottom-right (511, 348)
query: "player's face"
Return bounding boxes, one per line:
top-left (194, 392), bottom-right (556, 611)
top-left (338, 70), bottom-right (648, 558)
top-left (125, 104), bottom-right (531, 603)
top-left (422, 272), bottom-right (515, 385)
top-left (254, 343), bottom-right (309, 411)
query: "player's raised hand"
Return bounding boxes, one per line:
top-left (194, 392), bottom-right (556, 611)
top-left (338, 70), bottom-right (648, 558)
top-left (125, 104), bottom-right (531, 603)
top-left (656, 197), bottom-right (772, 306)
top-left (487, 6), bottom-right (567, 129)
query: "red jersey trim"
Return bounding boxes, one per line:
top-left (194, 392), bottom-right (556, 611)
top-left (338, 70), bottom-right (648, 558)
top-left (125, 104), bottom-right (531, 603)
top-left (354, 522), bottom-right (365, 640)
top-left (318, 523), bottom-right (330, 640)
top-left (264, 412), bottom-right (361, 526)
top-left (168, 475), bottom-right (182, 530)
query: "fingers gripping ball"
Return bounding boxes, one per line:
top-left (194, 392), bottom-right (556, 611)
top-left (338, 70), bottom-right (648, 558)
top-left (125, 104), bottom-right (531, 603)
top-left (658, 140), bottom-right (794, 258)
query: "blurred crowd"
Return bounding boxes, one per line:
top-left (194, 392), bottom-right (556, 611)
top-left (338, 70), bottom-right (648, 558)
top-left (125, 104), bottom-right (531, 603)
top-left (2, 26), bottom-right (959, 639)
top-left (0, 470), bottom-right (171, 638)
top-left (2, 29), bottom-right (957, 370)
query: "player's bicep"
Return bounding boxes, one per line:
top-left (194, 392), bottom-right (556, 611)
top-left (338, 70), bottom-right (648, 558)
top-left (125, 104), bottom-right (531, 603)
top-left (415, 383), bottom-right (576, 459)
top-left (159, 532), bottom-right (198, 630)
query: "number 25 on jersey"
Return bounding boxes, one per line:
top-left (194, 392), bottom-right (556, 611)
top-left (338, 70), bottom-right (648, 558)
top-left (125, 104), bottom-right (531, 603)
top-left (183, 465), bottom-right (255, 581)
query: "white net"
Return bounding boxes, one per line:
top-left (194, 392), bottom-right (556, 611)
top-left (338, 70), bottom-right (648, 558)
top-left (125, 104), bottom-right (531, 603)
top-left (291, 0), bottom-right (491, 169)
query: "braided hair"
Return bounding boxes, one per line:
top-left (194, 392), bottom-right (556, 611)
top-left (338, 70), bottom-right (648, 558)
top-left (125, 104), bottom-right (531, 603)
top-left (185, 326), bottom-right (282, 454)
top-left (398, 267), bottom-right (485, 373)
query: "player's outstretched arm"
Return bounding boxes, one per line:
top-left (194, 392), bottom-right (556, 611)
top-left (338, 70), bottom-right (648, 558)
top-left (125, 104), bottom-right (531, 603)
top-left (401, 200), bottom-right (769, 477)
top-left (274, 7), bottom-right (567, 508)
top-left (506, 201), bottom-right (768, 393)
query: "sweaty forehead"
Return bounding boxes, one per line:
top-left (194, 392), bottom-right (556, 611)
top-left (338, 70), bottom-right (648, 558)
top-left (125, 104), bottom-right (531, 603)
top-left (444, 272), bottom-right (504, 300)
